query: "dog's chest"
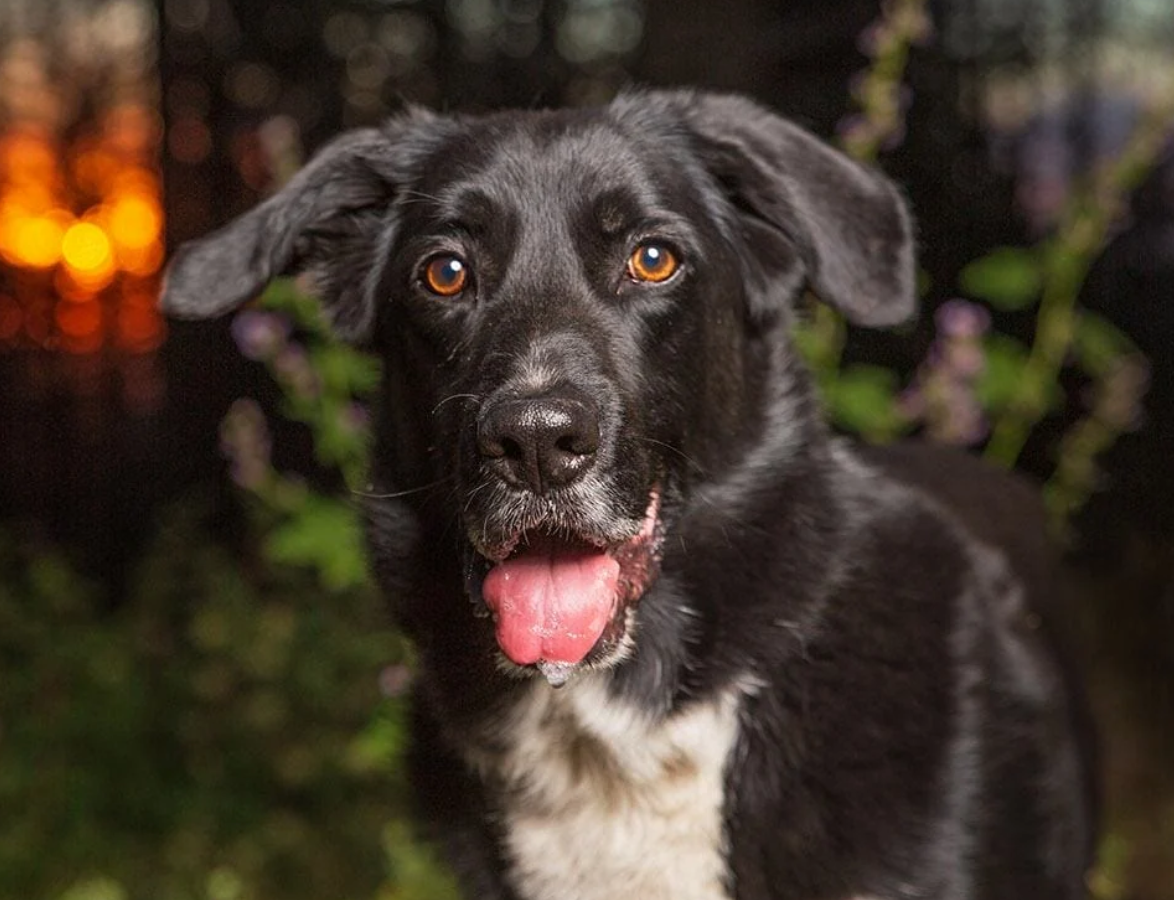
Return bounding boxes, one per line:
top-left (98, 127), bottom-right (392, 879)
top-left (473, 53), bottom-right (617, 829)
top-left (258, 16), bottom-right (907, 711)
top-left (470, 678), bottom-right (744, 900)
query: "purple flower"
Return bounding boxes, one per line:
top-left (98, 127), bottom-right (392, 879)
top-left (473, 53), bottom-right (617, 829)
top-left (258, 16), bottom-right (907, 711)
top-left (881, 119), bottom-right (908, 153)
top-left (273, 343), bottom-right (321, 399)
top-left (219, 398), bottom-right (272, 490)
top-left (856, 21), bottom-right (886, 56)
top-left (340, 402), bottom-right (370, 435)
top-left (935, 299), bottom-right (991, 340)
top-left (1096, 356), bottom-right (1150, 432)
top-left (378, 664), bottom-right (413, 698)
top-left (231, 310), bottom-right (292, 361)
top-left (903, 299), bottom-right (993, 446)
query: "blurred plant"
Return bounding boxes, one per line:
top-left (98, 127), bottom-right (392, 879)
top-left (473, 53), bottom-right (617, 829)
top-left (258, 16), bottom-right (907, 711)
top-left (797, 0), bottom-right (931, 397)
top-left (218, 274), bottom-right (463, 896)
top-left (221, 278), bottom-right (380, 591)
top-left (795, 0), bottom-right (1170, 533)
top-left (951, 106), bottom-right (1168, 526)
top-left (898, 299), bottom-right (992, 445)
top-left (975, 103), bottom-right (1169, 480)
top-left (0, 509), bottom-right (456, 900)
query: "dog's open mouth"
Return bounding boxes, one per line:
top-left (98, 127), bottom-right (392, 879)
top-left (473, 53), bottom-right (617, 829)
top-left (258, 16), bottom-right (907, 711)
top-left (465, 489), bottom-right (662, 686)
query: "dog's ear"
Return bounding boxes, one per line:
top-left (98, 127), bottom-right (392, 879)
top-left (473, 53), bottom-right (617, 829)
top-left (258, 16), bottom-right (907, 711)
top-left (669, 91), bottom-right (917, 327)
top-left (161, 113), bottom-right (434, 340)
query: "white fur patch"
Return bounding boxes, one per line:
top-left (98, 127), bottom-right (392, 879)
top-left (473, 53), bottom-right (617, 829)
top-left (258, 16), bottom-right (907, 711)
top-left (467, 675), bottom-right (748, 900)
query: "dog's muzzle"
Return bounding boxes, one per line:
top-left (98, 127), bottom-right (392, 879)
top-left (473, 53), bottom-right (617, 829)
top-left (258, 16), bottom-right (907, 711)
top-left (464, 390), bottom-right (663, 686)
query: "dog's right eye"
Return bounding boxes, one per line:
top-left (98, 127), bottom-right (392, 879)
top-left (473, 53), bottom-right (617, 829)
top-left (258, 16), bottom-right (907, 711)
top-left (627, 243), bottom-right (680, 284)
top-left (421, 255), bottom-right (470, 297)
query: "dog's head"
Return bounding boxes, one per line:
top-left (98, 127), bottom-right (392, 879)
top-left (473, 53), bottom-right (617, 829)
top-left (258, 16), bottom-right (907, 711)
top-left (162, 90), bottom-right (915, 686)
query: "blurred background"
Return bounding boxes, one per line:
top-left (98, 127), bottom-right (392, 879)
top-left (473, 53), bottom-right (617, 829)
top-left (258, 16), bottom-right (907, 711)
top-left (0, 0), bottom-right (1172, 897)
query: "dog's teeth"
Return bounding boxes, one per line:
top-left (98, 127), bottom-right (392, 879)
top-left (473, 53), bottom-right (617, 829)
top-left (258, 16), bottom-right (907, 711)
top-left (536, 661), bottom-right (577, 688)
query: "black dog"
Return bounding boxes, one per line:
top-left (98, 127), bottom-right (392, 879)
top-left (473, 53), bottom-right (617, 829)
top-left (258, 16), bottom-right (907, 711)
top-left (162, 90), bottom-right (1097, 899)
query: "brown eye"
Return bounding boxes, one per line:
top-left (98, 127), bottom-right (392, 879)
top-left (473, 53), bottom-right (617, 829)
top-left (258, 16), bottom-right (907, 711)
top-left (627, 243), bottom-right (679, 283)
top-left (422, 255), bottom-right (470, 296)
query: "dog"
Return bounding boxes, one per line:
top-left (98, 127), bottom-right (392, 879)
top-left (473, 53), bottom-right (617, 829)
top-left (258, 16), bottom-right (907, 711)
top-left (161, 89), bottom-right (1098, 899)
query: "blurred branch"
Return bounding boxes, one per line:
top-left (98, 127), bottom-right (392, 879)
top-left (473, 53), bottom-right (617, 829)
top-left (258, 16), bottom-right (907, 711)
top-left (800, 0), bottom-right (930, 392)
top-left (838, 0), bottom-right (932, 162)
top-left (1044, 353), bottom-right (1149, 526)
top-left (984, 100), bottom-right (1173, 468)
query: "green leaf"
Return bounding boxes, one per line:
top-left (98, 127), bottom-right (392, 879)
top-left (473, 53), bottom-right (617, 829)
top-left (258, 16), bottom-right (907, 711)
top-left (1072, 310), bottom-right (1139, 377)
top-left (259, 277), bottom-right (332, 334)
top-left (959, 247), bottom-right (1042, 311)
top-left (976, 333), bottom-right (1064, 416)
top-left (264, 497), bottom-right (369, 590)
top-left (826, 365), bottom-right (907, 442)
top-left (975, 333), bottom-right (1029, 413)
top-left (310, 344), bottom-right (381, 396)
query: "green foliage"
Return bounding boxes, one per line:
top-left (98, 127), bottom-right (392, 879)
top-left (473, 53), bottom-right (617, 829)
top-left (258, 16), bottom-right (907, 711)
top-left (825, 365), bottom-right (909, 443)
top-left (0, 508), bottom-right (455, 900)
top-left (264, 490), bottom-right (369, 592)
top-left (974, 332), bottom-right (1030, 414)
top-left (207, 281), bottom-right (462, 898)
top-left (791, 0), bottom-right (1168, 528)
top-left (1073, 310), bottom-right (1140, 377)
top-left (958, 246), bottom-right (1042, 311)
top-left (225, 278), bottom-right (381, 591)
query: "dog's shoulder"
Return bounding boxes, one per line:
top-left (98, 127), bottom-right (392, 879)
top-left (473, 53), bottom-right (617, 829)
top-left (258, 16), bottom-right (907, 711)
top-left (831, 440), bottom-right (1064, 676)
top-left (853, 442), bottom-right (1053, 569)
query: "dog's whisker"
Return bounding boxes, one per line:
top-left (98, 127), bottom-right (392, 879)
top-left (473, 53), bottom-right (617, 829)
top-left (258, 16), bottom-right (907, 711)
top-left (398, 187), bottom-right (446, 205)
top-left (640, 437), bottom-right (704, 472)
top-left (432, 393), bottom-right (481, 416)
top-left (352, 476), bottom-right (455, 500)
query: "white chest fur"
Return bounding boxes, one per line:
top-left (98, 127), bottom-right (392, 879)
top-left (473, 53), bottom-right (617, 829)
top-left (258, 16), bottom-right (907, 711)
top-left (466, 676), bottom-right (746, 900)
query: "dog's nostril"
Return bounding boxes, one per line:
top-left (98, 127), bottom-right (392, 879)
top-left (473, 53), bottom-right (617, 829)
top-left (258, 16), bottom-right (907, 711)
top-left (555, 433), bottom-right (593, 456)
top-left (500, 436), bottom-right (524, 461)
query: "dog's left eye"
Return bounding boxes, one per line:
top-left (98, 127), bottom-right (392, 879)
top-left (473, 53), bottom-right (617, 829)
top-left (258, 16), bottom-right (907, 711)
top-left (627, 243), bottom-right (679, 284)
top-left (421, 254), bottom-right (471, 297)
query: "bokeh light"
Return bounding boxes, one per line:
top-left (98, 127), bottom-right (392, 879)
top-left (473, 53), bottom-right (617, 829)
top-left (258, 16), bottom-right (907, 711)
top-left (62, 222), bottom-right (114, 275)
top-left (0, 1), bottom-right (165, 358)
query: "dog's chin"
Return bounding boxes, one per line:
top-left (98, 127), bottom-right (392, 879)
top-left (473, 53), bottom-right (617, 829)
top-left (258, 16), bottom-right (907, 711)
top-left (463, 488), bottom-right (663, 688)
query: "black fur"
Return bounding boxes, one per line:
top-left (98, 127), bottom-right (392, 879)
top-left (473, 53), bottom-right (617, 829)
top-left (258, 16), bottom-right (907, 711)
top-left (162, 90), bottom-right (1096, 900)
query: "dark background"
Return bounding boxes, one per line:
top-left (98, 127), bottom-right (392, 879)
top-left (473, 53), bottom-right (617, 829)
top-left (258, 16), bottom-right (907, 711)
top-left (1, 0), bottom-right (1172, 896)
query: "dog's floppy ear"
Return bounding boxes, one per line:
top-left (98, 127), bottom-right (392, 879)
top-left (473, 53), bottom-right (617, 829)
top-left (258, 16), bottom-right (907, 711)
top-left (161, 113), bottom-right (434, 340)
top-left (673, 91), bottom-right (916, 327)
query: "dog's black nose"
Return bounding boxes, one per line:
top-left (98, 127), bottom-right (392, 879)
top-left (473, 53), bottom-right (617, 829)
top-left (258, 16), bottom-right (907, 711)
top-left (478, 396), bottom-right (600, 493)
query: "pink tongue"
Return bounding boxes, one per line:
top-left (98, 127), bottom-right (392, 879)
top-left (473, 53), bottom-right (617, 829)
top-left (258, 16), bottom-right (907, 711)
top-left (481, 541), bottom-right (620, 666)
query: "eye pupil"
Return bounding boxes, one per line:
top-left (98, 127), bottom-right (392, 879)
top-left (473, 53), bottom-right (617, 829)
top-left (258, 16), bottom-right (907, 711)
top-left (628, 242), bottom-right (678, 283)
top-left (424, 255), bottom-right (469, 296)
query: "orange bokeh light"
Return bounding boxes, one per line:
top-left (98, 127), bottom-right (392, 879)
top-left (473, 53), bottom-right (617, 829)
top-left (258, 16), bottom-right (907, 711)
top-left (2, 102), bottom-right (165, 355)
top-left (119, 239), bottom-right (163, 276)
top-left (55, 297), bottom-right (102, 337)
top-left (61, 329), bottom-right (105, 355)
top-left (61, 220), bottom-right (115, 285)
top-left (108, 192), bottom-right (161, 250)
top-left (1, 208), bottom-right (71, 268)
top-left (1, 132), bottom-right (57, 185)
top-left (72, 146), bottom-right (121, 195)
